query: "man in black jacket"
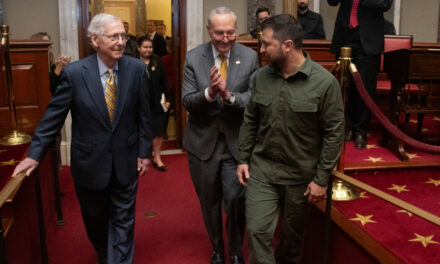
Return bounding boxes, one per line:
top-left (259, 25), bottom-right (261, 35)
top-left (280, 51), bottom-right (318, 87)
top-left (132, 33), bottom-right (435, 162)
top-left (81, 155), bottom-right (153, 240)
top-left (328, 0), bottom-right (392, 149)
top-left (298, 0), bottom-right (326, 39)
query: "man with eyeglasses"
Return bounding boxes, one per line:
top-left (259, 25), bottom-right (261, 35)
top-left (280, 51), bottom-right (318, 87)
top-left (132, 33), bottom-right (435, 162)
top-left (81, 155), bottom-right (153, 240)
top-left (13, 13), bottom-right (152, 264)
top-left (182, 6), bottom-right (258, 264)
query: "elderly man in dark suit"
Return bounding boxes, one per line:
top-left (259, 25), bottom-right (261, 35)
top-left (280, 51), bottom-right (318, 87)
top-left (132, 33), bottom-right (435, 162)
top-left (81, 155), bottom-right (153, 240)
top-left (328, 0), bottom-right (392, 149)
top-left (182, 6), bottom-right (258, 264)
top-left (13, 13), bottom-right (152, 264)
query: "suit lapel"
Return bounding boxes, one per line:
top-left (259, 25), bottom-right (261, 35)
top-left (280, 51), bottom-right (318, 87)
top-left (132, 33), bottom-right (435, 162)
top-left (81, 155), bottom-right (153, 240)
top-left (82, 55), bottom-right (111, 128)
top-left (202, 43), bottom-right (215, 85)
top-left (112, 56), bottom-right (129, 129)
top-left (226, 44), bottom-right (240, 91)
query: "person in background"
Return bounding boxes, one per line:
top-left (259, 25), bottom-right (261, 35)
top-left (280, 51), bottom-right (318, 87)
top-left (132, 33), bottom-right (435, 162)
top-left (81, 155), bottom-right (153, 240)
top-left (16, 14), bottom-right (152, 264)
top-left (237, 14), bottom-right (344, 264)
top-left (146, 20), bottom-right (167, 57)
top-left (182, 6), bottom-right (259, 264)
top-left (384, 19), bottom-right (396, 35)
top-left (250, 7), bottom-right (271, 38)
top-left (328, 0), bottom-right (393, 149)
top-left (138, 36), bottom-right (171, 171)
top-left (157, 23), bottom-right (171, 41)
top-left (123, 21), bottom-right (138, 57)
top-left (297, 0), bottom-right (326, 39)
top-left (30, 32), bottom-right (71, 95)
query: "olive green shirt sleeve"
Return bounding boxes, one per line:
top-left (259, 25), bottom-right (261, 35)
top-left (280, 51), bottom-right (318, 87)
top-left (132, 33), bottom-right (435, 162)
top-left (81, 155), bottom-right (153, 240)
top-left (238, 83), bottom-right (259, 165)
top-left (314, 77), bottom-right (345, 186)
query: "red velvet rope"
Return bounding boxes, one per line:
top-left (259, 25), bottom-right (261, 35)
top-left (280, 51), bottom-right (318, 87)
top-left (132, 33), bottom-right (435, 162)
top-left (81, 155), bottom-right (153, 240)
top-left (350, 70), bottom-right (440, 154)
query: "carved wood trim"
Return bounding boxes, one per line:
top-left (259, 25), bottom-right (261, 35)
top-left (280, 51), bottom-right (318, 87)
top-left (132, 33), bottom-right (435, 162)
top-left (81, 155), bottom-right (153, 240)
top-left (283, 0), bottom-right (298, 19)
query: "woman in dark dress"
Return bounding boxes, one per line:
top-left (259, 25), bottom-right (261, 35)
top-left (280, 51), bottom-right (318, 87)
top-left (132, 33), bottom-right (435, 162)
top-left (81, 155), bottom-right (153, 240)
top-left (138, 36), bottom-right (171, 171)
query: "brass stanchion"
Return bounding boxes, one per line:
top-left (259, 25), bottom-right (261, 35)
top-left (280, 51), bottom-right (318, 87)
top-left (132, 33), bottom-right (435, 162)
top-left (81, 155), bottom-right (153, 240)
top-left (332, 47), bottom-right (360, 201)
top-left (0, 25), bottom-right (31, 146)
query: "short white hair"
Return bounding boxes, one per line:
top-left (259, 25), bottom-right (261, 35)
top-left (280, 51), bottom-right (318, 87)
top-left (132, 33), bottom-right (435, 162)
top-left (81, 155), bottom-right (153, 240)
top-left (207, 7), bottom-right (237, 27)
top-left (87, 13), bottom-right (121, 38)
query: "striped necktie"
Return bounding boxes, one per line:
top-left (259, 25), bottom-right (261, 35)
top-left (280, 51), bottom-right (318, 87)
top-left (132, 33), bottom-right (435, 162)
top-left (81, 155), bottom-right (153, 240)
top-left (219, 54), bottom-right (228, 80)
top-left (105, 69), bottom-right (117, 122)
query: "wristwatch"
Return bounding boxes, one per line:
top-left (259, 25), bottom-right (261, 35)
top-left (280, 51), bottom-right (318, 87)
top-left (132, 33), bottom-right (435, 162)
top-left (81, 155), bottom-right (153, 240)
top-left (224, 93), bottom-right (235, 105)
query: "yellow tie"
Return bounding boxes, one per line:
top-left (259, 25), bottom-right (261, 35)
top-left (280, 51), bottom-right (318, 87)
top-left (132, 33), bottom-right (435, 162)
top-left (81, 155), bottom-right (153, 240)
top-left (219, 54), bottom-right (228, 81)
top-left (105, 69), bottom-right (117, 122)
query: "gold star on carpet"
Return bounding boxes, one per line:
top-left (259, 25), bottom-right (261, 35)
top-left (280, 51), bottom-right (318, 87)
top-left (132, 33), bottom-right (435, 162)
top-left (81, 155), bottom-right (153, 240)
top-left (397, 209), bottom-right (413, 217)
top-left (409, 119), bottom-right (418, 124)
top-left (359, 192), bottom-right (369, 198)
top-left (422, 128), bottom-right (429, 133)
top-left (388, 184), bottom-right (409, 193)
top-left (0, 159), bottom-right (19, 166)
top-left (364, 156), bottom-right (384, 163)
top-left (426, 178), bottom-right (440, 187)
top-left (433, 116), bottom-right (440, 122)
top-left (409, 233), bottom-right (440, 248)
top-left (406, 153), bottom-right (420, 159)
top-left (350, 213), bottom-right (377, 226)
top-left (0, 149), bottom-right (7, 154)
top-left (366, 144), bottom-right (377, 149)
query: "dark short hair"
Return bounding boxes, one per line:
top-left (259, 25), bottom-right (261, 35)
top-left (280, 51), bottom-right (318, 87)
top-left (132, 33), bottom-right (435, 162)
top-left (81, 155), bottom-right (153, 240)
top-left (30, 32), bottom-right (51, 40)
top-left (137, 35), bottom-right (152, 47)
top-left (261, 14), bottom-right (303, 50)
top-left (256, 7), bottom-right (270, 17)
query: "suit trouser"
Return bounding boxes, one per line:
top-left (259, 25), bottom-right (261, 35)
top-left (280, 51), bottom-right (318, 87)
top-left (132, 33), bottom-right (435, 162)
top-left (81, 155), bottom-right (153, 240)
top-left (74, 172), bottom-right (138, 264)
top-left (246, 176), bottom-right (308, 264)
top-left (187, 133), bottom-right (246, 257)
top-left (343, 28), bottom-right (381, 136)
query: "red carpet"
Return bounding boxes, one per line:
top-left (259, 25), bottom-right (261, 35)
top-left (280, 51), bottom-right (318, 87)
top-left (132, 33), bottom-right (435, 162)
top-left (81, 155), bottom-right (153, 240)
top-left (344, 116), bottom-right (440, 168)
top-left (334, 168), bottom-right (440, 263)
top-left (46, 153), bottom-right (248, 263)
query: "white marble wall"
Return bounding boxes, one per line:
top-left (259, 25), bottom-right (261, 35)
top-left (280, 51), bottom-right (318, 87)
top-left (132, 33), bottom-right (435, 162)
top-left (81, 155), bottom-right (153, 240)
top-left (58, 0), bottom-right (79, 166)
top-left (186, 0), bottom-right (203, 51)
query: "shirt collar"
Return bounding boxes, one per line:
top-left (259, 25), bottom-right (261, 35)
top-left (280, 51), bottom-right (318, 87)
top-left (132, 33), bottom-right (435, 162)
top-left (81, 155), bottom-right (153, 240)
top-left (211, 43), bottom-right (231, 60)
top-left (97, 54), bottom-right (119, 77)
top-left (269, 51), bottom-right (312, 79)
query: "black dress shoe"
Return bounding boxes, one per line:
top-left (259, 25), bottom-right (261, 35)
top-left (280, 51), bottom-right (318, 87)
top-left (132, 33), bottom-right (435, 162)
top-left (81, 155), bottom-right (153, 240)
top-left (210, 252), bottom-right (225, 264)
top-left (354, 133), bottom-right (367, 149)
top-left (152, 161), bottom-right (166, 171)
top-left (345, 130), bottom-right (353, 142)
top-left (230, 255), bottom-right (244, 264)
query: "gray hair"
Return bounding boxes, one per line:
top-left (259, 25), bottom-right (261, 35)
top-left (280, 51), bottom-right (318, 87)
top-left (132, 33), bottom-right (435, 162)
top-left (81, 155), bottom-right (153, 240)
top-left (207, 7), bottom-right (237, 27)
top-left (87, 13), bottom-right (121, 38)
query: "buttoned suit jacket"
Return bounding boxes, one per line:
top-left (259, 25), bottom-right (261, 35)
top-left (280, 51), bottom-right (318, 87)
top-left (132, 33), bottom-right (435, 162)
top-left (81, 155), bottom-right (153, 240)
top-left (182, 42), bottom-right (258, 160)
top-left (328, 0), bottom-right (393, 55)
top-left (28, 54), bottom-right (152, 190)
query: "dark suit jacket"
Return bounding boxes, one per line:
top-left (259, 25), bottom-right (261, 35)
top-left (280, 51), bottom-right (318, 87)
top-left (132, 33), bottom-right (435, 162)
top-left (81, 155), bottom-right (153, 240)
top-left (146, 54), bottom-right (171, 114)
top-left (152, 33), bottom-right (167, 57)
top-left (28, 54), bottom-right (152, 190)
top-left (298, 10), bottom-right (326, 39)
top-left (328, 0), bottom-right (393, 55)
top-left (182, 42), bottom-right (258, 160)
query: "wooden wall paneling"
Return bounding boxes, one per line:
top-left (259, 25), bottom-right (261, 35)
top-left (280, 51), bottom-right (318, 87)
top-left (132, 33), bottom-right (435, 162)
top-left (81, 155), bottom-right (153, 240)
top-left (77, 0), bottom-right (92, 59)
top-left (177, 0), bottom-right (186, 148)
top-left (0, 41), bottom-right (51, 137)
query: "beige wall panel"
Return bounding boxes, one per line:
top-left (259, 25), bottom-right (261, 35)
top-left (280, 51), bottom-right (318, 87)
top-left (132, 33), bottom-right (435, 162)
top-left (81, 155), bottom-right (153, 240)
top-left (104, 1), bottom-right (136, 35)
top-left (146, 0), bottom-right (172, 37)
top-left (400, 0), bottom-right (439, 42)
top-left (3, 0), bottom-right (61, 59)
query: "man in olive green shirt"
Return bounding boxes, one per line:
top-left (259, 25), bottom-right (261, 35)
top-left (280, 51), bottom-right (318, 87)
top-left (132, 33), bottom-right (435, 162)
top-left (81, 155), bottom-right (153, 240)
top-left (237, 14), bottom-right (344, 264)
